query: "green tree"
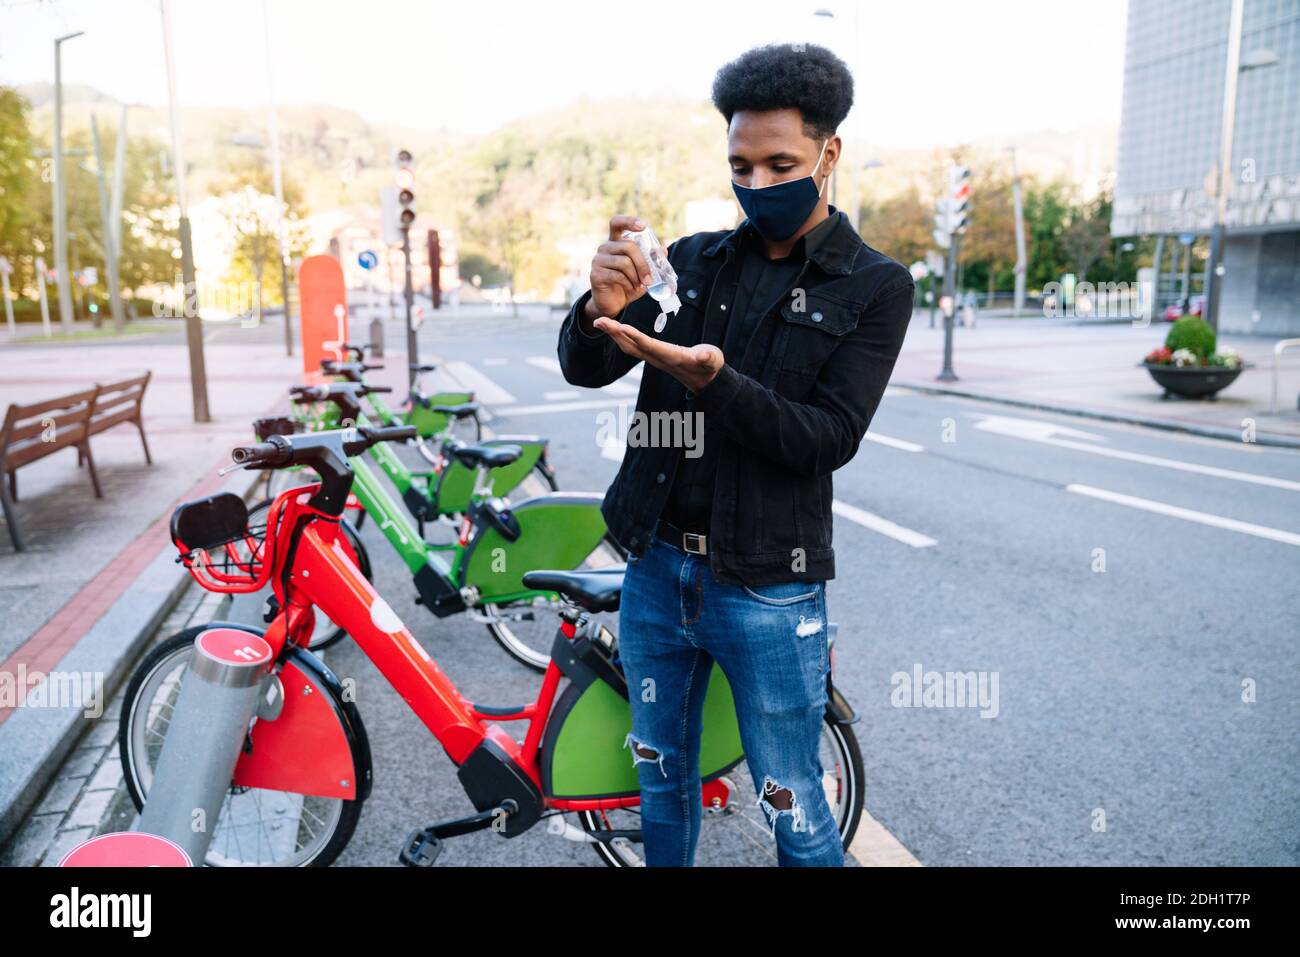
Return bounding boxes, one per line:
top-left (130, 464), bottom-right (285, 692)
top-left (0, 87), bottom-right (36, 286)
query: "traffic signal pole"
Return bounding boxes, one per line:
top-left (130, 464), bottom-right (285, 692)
top-left (402, 226), bottom-right (417, 393)
top-left (938, 235), bottom-right (960, 382)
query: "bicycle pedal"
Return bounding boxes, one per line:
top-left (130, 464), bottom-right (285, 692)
top-left (399, 828), bottom-right (443, 867)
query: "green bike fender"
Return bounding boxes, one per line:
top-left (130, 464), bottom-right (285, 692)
top-left (542, 663), bottom-right (745, 800)
top-left (433, 438), bottom-right (545, 516)
top-left (408, 391), bottom-right (475, 438)
top-left (461, 492), bottom-right (608, 603)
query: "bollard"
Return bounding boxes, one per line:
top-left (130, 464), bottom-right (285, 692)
top-left (136, 628), bottom-right (273, 864)
top-left (60, 831), bottom-right (192, 867)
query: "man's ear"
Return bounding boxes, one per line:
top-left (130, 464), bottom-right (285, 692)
top-left (822, 134), bottom-right (842, 181)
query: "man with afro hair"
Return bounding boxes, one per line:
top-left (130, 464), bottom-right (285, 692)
top-left (559, 42), bottom-right (915, 867)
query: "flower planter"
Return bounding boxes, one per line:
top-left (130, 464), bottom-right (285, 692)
top-left (1140, 362), bottom-right (1248, 400)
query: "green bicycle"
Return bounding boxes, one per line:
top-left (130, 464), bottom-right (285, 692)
top-left (254, 392), bottom-right (621, 670)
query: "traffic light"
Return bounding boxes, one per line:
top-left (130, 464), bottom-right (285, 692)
top-left (395, 149), bottom-right (415, 229)
top-left (948, 165), bottom-right (972, 235)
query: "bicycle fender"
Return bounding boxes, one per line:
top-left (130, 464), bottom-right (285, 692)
top-left (231, 645), bottom-right (373, 802)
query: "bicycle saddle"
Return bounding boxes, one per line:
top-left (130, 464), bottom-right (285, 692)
top-left (432, 402), bottom-right (479, 419)
top-left (450, 443), bottom-right (521, 470)
top-left (521, 567), bottom-right (625, 613)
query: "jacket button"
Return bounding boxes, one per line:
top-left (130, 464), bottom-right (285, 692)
top-left (686, 289), bottom-right (698, 300)
top-left (812, 311), bottom-right (824, 322)
top-left (719, 303), bottom-right (727, 311)
top-left (656, 472), bottom-right (666, 483)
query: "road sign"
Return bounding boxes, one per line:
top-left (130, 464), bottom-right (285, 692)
top-left (933, 228), bottom-right (951, 250)
top-left (357, 250), bottom-right (379, 271)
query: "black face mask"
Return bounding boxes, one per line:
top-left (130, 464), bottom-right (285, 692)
top-left (731, 139), bottom-right (829, 241)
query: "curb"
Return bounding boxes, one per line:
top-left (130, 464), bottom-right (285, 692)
top-left (892, 380), bottom-right (1300, 450)
top-left (0, 467), bottom-right (265, 848)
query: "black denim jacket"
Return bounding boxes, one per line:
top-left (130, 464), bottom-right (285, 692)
top-left (557, 210), bottom-right (915, 585)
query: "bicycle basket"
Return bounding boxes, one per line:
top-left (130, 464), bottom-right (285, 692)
top-left (171, 492), bottom-right (274, 592)
top-left (253, 415), bottom-right (302, 442)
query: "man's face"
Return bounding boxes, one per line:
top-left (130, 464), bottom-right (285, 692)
top-left (727, 108), bottom-right (837, 189)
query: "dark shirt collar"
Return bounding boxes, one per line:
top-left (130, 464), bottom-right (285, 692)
top-left (703, 206), bottom-right (860, 275)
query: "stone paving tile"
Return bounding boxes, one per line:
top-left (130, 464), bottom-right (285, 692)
top-left (84, 719), bottom-right (120, 748)
top-left (60, 746), bottom-right (104, 779)
top-left (0, 813), bottom-right (61, 867)
top-left (33, 774), bottom-right (86, 816)
top-left (64, 788), bottom-right (114, 831)
top-left (86, 756), bottom-right (122, 793)
top-left (40, 826), bottom-right (93, 867)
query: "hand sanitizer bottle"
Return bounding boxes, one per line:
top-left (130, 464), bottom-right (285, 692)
top-left (621, 225), bottom-right (680, 332)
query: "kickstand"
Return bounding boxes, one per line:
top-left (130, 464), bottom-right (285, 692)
top-left (399, 800), bottom-right (518, 867)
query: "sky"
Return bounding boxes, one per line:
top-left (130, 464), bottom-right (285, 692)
top-left (0, 0), bottom-right (1129, 148)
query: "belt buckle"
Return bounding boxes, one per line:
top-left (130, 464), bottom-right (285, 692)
top-left (682, 532), bottom-right (707, 555)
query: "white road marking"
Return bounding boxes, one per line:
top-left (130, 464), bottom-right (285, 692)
top-left (544, 390), bottom-right (581, 401)
top-left (832, 499), bottom-right (938, 548)
top-left (865, 432), bottom-right (925, 453)
top-left (1049, 437), bottom-right (1300, 492)
top-left (600, 440), bottom-right (625, 462)
top-left (442, 360), bottom-right (517, 405)
top-left (976, 413), bottom-right (1300, 492)
top-left (1066, 484), bottom-right (1300, 547)
top-left (974, 414), bottom-right (1105, 442)
top-left (483, 357), bottom-right (509, 366)
top-left (526, 355), bottom-right (638, 396)
top-left (848, 810), bottom-right (923, 867)
top-left (495, 397), bottom-right (630, 416)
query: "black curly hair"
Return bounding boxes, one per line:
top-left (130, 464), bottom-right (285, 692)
top-left (711, 43), bottom-right (854, 141)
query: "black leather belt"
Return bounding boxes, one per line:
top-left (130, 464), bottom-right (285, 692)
top-left (656, 520), bottom-right (707, 556)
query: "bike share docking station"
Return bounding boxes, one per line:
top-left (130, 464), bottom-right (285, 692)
top-left (136, 628), bottom-right (279, 864)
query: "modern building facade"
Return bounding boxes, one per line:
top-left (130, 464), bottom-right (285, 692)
top-left (1112, 0), bottom-right (1300, 334)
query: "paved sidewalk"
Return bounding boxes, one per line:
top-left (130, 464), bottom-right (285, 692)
top-left (0, 318), bottom-right (301, 843)
top-left (891, 316), bottom-right (1300, 447)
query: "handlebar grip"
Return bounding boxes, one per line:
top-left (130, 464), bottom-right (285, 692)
top-left (362, 385), bottom-right (394, 395)
top-left (231, 436), bottom-right (291, 468)
top-left (362, 363), bottom-right (385, 371)
top-left (365, 425), bottom-right (418, 444)
top-left (289, 385), bottom-right (328, 402)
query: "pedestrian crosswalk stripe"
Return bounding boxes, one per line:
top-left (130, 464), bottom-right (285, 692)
top-left (525, 356), bottom-right (637, 395)
top-left (1066, 484), bottom-right (1300, 547)
top-left (865, 432), bottom-right (925, 453)
top-left (442, 360), bottom-right (517, 405)
top-left (832, 499), bottom-right (938, 548)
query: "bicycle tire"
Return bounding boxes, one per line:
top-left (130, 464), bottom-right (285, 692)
top-left (118, 626), bottom-right (362, 867)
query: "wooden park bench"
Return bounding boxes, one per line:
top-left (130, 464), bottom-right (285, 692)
top-left (1, 372), bottom-right (153, 551)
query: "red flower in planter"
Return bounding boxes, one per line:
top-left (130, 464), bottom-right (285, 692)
top-left (1145, 347), bottom-right (1173, 364)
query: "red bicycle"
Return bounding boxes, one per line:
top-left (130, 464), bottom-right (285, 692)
top-left (118, 426), bottom-right (864, 866)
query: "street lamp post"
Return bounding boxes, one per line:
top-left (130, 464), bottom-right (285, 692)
top-left (52, 31), bottom-right (84, 333)
top-left (1203, 0), bottom-right (1280, 333)
top-left (160, 0), bottom-right (211, 423)
top-left (263, 0), bottom-right (293, 357)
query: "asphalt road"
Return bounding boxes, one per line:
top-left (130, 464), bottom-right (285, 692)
top-left (95, 306), bottom-right (1298, 867)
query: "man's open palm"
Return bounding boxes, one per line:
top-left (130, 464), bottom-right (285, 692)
top-left (592, 317), bottom-right (724, 393)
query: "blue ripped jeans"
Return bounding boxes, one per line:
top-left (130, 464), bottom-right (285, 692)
top-left (617, 530), bottom-right (844, 867)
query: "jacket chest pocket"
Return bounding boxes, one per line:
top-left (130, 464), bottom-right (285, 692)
top-left (661, 271), bottom-right (708, 346)
top-left (775, 295), bottom-right (861, 376)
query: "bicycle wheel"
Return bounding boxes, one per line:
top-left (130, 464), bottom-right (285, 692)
top-left (246, 499), bottom-right (370, 651)
top-left (577, 712), bottom-right (864, 867)
top-left (118, 627), bottom-right (361, 866)
top-left (483, 532), bottom-right (626, 672)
